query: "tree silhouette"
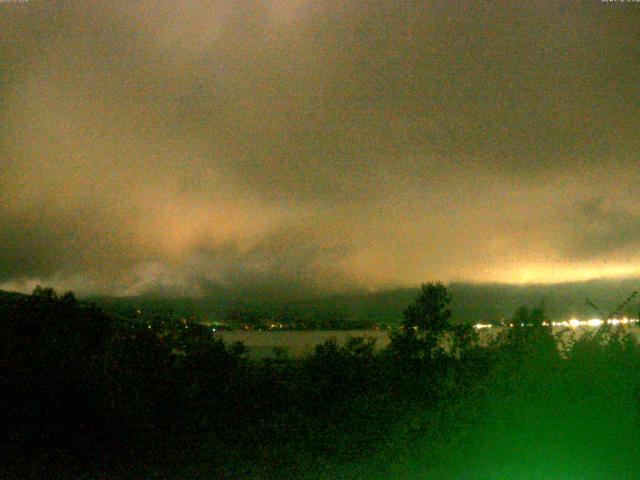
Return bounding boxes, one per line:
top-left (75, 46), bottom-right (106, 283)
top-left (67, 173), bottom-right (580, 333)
top-left (402, 282), bottom-right (452, 332)
top-left (390, 282), bottom-right (452, 362)
top-left (32, 285), bottom-right (57, 299)
top-left (512, 305), bottom-right (530, 327)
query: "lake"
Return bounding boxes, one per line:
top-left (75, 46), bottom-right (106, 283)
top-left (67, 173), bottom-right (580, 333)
top-left (214, 325), bottom-right (640, 358)
top-left (213, 330), bottom-right (391, 358)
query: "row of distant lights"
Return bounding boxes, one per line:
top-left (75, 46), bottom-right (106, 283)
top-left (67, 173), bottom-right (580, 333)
top-left (473, 318), bottom-right (640, 329)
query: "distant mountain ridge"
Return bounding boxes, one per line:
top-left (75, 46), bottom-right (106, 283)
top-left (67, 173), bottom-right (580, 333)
top-left (0, 289), bottom-right (30, 306)
top-left (73, 277), bottom-right (640, 326)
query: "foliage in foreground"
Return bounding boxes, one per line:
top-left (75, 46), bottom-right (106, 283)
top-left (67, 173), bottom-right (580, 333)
top-left (2, 285), bottom-right (640, 479)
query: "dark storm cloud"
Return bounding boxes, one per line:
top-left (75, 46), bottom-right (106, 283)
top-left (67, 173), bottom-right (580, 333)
top-left (1, 0), bottom-right (639, 294)
top-left (154, 0), bottom-right (640, 197)
top-left (188, 225), bottom-right (354, 300)
top-left (562, 199), bottom-right (640, 261)
top-left (0, 199), bottom-right (153, 283)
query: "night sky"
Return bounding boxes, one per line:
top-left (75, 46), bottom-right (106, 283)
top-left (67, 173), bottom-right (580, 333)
top-left (1, 1), bottom-right (639, 297)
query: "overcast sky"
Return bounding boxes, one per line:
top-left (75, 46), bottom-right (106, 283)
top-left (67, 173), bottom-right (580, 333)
top-left (1, 1), bottom-right (639, 297)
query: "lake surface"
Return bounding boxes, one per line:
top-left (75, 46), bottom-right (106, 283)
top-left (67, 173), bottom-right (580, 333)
top-left (214, 330), bottom-right (390, 358)
top-left (214, 325), bottom-right (640, 358)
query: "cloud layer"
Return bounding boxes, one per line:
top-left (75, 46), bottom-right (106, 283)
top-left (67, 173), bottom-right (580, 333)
top-left (1, 1), bottom-right (639, 296)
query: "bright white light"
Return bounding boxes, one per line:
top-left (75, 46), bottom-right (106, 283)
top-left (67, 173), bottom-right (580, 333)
top-left (587, 318), bottom-right (603, 327)
top-left (473, 323), bottom-right (492, 329)
top-left (493, 317), bottom-right (640, 329)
